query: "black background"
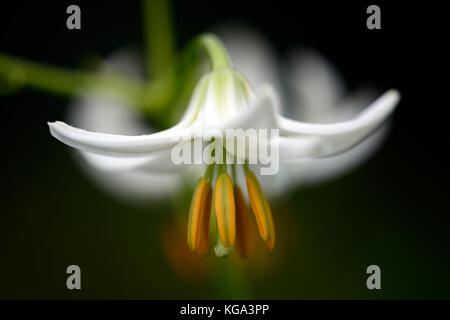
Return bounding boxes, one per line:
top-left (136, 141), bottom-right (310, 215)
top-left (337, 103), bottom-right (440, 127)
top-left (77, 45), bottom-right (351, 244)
top-left (0, 1), bottom-right (449, 299)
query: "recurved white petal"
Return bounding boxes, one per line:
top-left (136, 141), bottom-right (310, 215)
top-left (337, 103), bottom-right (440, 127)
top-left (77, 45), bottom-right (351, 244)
top-left (287, 123), bottom-right (390, 184)
top-left (277, 89), bottom-right (400, 158)
top-left (48, 120), bottom-right (192, 156)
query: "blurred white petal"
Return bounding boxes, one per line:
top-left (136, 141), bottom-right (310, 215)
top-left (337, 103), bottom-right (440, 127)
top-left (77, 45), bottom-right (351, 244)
top-left (65, 49), bottom-right (185, 202)
top-left (285, 48), bottom-right (346, 121)
top-left (79, 149), bottom-right (185, 173)
top-left (214, 23), bottom-right (285, 110)
top-left (74, 151), bottom-right (183, 203)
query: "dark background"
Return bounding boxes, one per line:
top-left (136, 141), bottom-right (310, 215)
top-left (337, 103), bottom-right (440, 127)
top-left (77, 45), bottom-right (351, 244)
top-left (1, 1), bottom-right (448, 299)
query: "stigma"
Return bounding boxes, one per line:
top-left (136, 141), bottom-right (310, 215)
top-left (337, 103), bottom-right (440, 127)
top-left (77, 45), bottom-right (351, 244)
top-left (187, 162), bottom-right (275, 257)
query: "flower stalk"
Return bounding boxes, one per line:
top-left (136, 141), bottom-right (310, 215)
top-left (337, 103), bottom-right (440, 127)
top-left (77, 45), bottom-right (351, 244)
top-left (142, 0), bottom-right (175, 78)
top-left (0, 33), bottom-right (232, 122)
top-left (0, 52), bottom-right (171, 109)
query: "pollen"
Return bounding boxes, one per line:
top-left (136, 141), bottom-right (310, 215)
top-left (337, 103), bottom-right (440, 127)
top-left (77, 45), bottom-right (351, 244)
top-left (187, 177), bottom-right (212, 254)
top-left (246, 171), bottom-right (275, 250)
top-left (214, 173), bottom-right (236, 248)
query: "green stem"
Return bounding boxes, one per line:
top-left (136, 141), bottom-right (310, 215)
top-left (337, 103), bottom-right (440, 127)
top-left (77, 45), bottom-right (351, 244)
top-left (194, 34), bottom-right (231, 70)
top-left (0, 33), bottom-right (231, 120)
top-left (214, 259), bottom-right (252, 299)
top-left (0, 52), bottom-right (170, 112)
top-left (162, 33), bottom-right (231, 125)
top-left (142, 0), bottom-right (175, 78)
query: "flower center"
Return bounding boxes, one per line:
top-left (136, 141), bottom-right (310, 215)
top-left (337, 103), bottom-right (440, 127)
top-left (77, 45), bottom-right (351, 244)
top-left (180, 68), bottom-right (254, 130)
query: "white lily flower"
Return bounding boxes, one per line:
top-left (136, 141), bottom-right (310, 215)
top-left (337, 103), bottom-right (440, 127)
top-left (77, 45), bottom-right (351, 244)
top-left (48, 36), bottom-right (399, 255)
top-left (51, 71), bottom-right (397, 165)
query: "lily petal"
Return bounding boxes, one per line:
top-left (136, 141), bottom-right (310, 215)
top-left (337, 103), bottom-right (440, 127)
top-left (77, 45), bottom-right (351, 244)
top-left (79, 149), bottom-right (185, 173)
top-left (277, 89), bottom-right (400, 158)
top-left (285, 48), bottom-right (346, 121)
top-left (62, 49), bottom-right (197, 202)
top-left (284, 123), bottom-right (390, 185)
top-left (215, 23), bottom-right (285, 109)
top-left (75, 153), bottom-right (183, 202)
top-left (48, 120), bottom-right (192, 156)
top-left (277, 136), bottom-right (322, 159)
top-left (218, 84), bottom-right (279, 131)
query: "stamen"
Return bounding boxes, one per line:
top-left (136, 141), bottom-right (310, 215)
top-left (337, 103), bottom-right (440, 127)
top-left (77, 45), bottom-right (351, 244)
top-left (234, 185), bottom-right (250, 258)
top-left (197, 186), bottom-right (212, 255)
top-left (187, 177), bottom-right (212, 254)
top-left (245, 168), bottom-right (275, 250)
top-left (214, 169), bottom-right (236, 248)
